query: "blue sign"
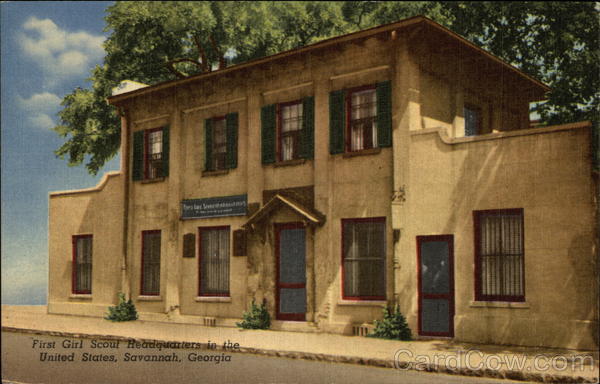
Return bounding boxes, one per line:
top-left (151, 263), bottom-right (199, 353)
top-left (181, 194), bottom-right (247, 219)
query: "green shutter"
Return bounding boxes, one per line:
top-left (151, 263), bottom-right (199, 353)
top-left (204, 118), bottom-right (213, 171)
top-left (226, 112), bottom-right (238, 169)
top-left (132, 130), bottom-right (144, 181)
top-left (162, 125), bottom-right (170, 177)
top-left (329, 90), bottom-right (345, 154)
top-left (376, 81), bottom-right (392, 147)
top-left (261, 104), bottom-right (276, 164)
top-left (299, 96), bottom-right (314, 159)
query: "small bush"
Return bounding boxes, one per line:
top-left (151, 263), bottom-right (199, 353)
top-left (105, 293), bottom-right (138, 322)
top-left (236, 299), bottom-right (270, 329)
top-left (368, 304), bottom-right (412, 340)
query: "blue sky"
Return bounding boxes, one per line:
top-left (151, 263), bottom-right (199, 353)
top-left (1, 1), bottom-right (119, 304)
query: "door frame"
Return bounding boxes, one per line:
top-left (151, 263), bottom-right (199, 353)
top-left (275, 222), bottom-right (306, 321)
top-left (416, 234), bottom-right (455, 337)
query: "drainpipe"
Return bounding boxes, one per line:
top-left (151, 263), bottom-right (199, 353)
top-left (119, 106), bottom-right (131, 300)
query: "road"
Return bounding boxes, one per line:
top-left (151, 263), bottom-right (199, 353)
top-left (2, 331), bottom-right (526, 384)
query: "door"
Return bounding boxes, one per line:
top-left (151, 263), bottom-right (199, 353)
top-left (417, 235), bottom-right (454, 337)
top-left (275, 223), bottom-right (306, 321)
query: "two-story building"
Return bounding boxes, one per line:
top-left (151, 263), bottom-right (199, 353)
top-left (48, 16), bottom-right (598, 350)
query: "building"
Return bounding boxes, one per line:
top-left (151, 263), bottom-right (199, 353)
top-left (48, 16), bottom-right (598, 350)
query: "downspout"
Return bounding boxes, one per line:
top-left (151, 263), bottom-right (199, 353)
top-left (119, 106), bottom-right (131, 299)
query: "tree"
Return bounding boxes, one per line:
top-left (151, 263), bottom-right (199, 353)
top-left (54, 2), bottom-right (598, 174)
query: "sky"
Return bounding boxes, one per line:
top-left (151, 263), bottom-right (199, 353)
top-left (1, 1), bottom-right (119, 304)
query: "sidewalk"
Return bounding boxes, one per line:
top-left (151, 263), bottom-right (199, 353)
top-left (2, 305), bottom-right (598, 383)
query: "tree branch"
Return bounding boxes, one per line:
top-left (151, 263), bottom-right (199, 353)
top-left (209, 34), bottom-right (227, 70)
top-left (164, 58), bottom-right (204, 79)
top-left (193, 35), bottom-right (210, 72)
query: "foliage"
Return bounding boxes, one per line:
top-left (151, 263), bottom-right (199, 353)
top-left (105, 293), bottom-right (139, 322)
top-left (236, 299), bottom-right (271, 330)
top-left (54, 1), bottom-right (599, 174)
top-left (368, 305), bottom-right (412, 341)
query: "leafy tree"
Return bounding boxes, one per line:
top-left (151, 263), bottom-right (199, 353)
top-left (54, 1), bottom-right (598, 174)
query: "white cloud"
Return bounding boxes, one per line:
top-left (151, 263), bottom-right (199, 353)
top-left (17, 92), bottom-right (62, 130)
top-left (19, 16), bottom-right (105, 86)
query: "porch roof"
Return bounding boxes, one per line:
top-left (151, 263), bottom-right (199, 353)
top-left (243, 194), bottom-right (326, 229)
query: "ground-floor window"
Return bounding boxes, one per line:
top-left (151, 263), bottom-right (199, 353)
top-left (199, 226), bottom-right (230, 296)
top-left (342, 217), bottom-right (386, 300)
top-left (474, 209), bottom-right (524, 302)
top-left (72, 235), bottom-right (92, 294)
top-left (141, 230), bottom-right (161, 295)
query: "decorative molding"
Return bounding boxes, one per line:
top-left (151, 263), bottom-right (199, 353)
top-left (262, 82), bottom-right (313, 96)
top-left (391, 185), bottom-right (406, 204)
top-left (329, 65), bottom-right (390, 80)
top-left (182, 97), bottom-right (246, 114)
top-left (133, 114), bottom-right (171, 125)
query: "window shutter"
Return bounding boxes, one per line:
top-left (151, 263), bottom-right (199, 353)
top-left (261, 104), bottom-right (276, 164)
top-left (162, 125), bottom-right (170, 177)
top-left (204, 118), bottom-right (213, 171)
top-left (226, 112), bottom-right (238, 169)
top-left (329, 90), bottom-right (345, 154)
top-left (132, 130), bottom-right (144, 181)
top-left (376, 81), bottom-right (392, 147)
top-left (299, 96), bottom-right (314, 159)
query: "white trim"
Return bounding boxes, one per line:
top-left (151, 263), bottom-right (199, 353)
top-left (261, 82), bottom-right (313, 96)
top-left (329, 65), bottom-right (390, 80)
top-left (337, 300), bottom-right (387, 307)
top-left (137, 296), bottom-right (162, 302)
top-left (69, 294), bottom-right (92, 300)
top-left (194, 296), bottom-right (232, 303)
top-left (182, 97), bottom-right (246, 114)
top-left (133, 114), bottom-right (171, 125)
top-left (469, 301), bottom-right (530, 309)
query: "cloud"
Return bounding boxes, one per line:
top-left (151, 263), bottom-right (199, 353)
top-left (17, 92), bottom-right (62, 130)
top-left (19, 16), bottom-right (105, 86)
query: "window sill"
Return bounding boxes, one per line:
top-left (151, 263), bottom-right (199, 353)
top-left (141, 177), bottom-right (165, 184)
top-left (338, 299), bottom-right (387, 307)
top-left (273, 158), bottom-right (306, 168)
top-left (342, 148), bottom-right (381, 158)
top-left (137, 295), bottom-right (162, 302)
top-left (202, 169), bottom-right (229, 177)
top-left (195, 296), bottom-right (231, 303)
top-left (469, 301), bottom-right (529, 309)
top-left (69, 294), bottom-right (92, 300)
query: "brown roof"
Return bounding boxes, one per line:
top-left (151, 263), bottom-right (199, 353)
top-left (107, 15), bottom-right (549, 105)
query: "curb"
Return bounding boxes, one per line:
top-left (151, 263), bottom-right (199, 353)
top-left (2, 326), bottom-right (598, 384)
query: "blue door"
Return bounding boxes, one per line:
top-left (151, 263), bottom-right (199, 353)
top-left (276, 223), bottom-right (306, 321)
top-left (417, 235), bottom-right (454, 337)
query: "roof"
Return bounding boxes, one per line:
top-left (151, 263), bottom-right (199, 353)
top-left (107, 15), bottom-right (549, 105)
top-left (243, 194), bottom-right (326, 229)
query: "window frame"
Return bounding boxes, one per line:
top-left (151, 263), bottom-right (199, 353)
top-left (144, 127), bottom-right (164, 180)
top-left (345, 84), bottom-right (378, 153)
top-left (72, 234), bottom-right (93, 295)
top-left (473, 208), bottom-right (525, 302)
top-left (141, 230), bottom-right (161, 296)
top-left (198, 225), bottom-right (231, 297)
top-left (210, 116), bottom-right (228, 171)
top-left (341, 217), bottom-right (386, 301)
top-left (276, 99), bottom-right (304, 162)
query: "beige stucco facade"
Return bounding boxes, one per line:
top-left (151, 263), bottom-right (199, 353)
top-left (48, 17), bottom-right (598, 350)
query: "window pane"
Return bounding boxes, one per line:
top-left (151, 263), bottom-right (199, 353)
top-left (200, 228), bottom-right (230, 295)
top-left (146, 129), bottom-right (163, 179)
top-left (142, 232), bottom-right (161, 295)
top-left (464, 106), bottom-right (481, 136)
top-left (280, 102), bottom-right (303, 161)
top-left (343, 219), bottom-right (385, 298)
top-left (350, 89), bottom-right (377, 151)
top-left (74, 236), bottom-right (92, 293)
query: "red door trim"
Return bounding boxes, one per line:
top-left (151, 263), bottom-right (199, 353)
top-left (275, 222), bottom-right (306, 321)
top-left (417, 234), bottom-right (454, 337)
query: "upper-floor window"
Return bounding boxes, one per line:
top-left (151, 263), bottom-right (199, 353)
top-left (279, 101), bottom-right (304, 161)
top-left (464, 104), bottom-right (482, 136)
top-left (261, 97), bottom-right (314, 164)
top-left (132, 126), bottom-right (170, 181)
top-left (72, 234), bottom-right (93, 294)
top-left (141, 230), bottom-right (161, 296)
top-left (204, 113), bottom-right (238, 172)
top-left (474, 209), bottom-right (524, 302)
top-left (329, 81), bottom-right (392, 155)
top-left (348, 87), bottom-right (377, 151)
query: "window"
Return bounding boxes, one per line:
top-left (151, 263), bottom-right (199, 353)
top-left (141, 230), bottom-right (161, 296)
top-left (199, 227), bottom-right (230, 296)
top-left (204, 113), bottom-right (238, 172)
top-left (464, 105), bottom-right (481, 136)
top-left (72, 235), bottom-right (92, 294)
top-left (348, 87), bottom-right (377, 151)
top-left (145, 128), bottom-right (164, 179)
top-left (342, 218), bottom-right (386, 300)
top-left (474, 209), bottom-right (524, 302)
top-left (278, 101), bottom-right (304, 161)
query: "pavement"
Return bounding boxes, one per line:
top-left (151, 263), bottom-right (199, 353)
top-left (2, 305), bottom-right (598, 383)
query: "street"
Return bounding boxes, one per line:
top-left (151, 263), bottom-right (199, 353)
top-left (1, 331), bottom-right (528, 384)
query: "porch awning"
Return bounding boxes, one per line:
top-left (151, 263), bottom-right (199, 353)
top-left (243, 194), bottom-right (325, 229)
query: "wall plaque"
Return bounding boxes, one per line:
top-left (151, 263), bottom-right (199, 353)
top-left (181, 194), bottom-right (247, 219)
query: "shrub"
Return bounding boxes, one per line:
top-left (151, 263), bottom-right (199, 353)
top-left (368, 304), bottom-right (412, 341)
top-left (105, 293), bottom-right (138, 322)
top-left (236, 299), bottom-right (270, 330)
